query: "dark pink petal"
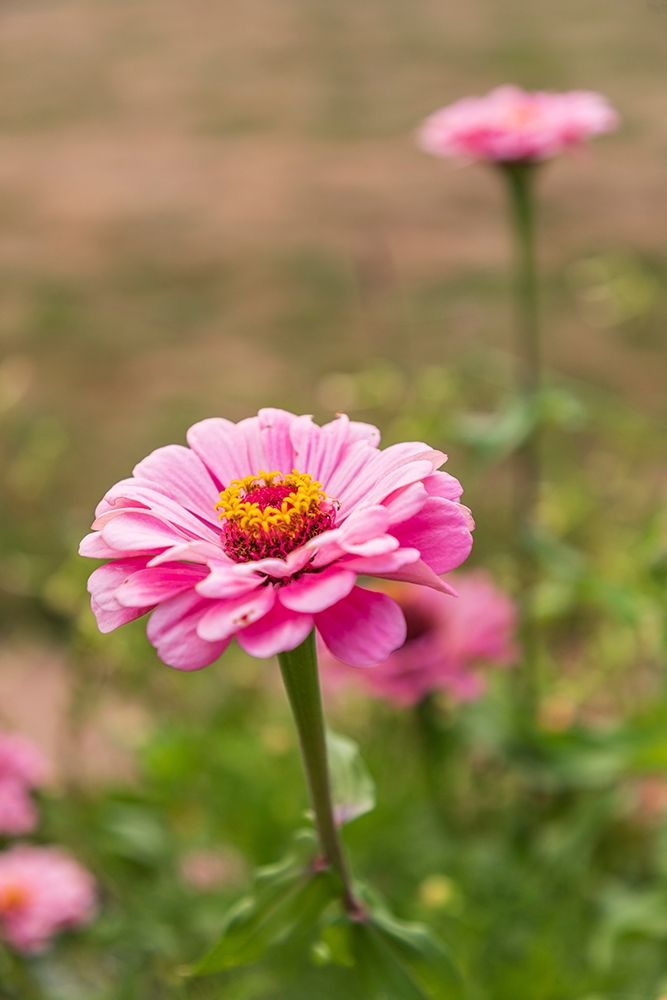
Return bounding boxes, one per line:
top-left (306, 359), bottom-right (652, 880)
top-left (146, 592), bottom-right (229, 670)
top-left (116, 565), bottom-right (208, 608)
top-left (393, 498), bottom-right (474, 574)
top-left (316, 587), bottom-right (407, 667)
top-left (90, 597), bottom-right (149, 633)
top-left (133, 445), bottom-right (220, 524)
top-left (236, 605), bottom-right (313, 658)
top-left (279, 567), bottom-right (356, 613)
top-left (196, 587), bottom-right (276, 642)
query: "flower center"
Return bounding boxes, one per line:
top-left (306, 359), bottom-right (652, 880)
top-left (215, 469), bottom-right (336, 564)
top-left (0, 883), bottom-right (30, 914)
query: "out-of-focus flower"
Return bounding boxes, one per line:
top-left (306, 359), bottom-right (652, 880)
top-left (179, 847), bottom-right (246, 892)
top-left (418, 86), bottom-right (618, 164)
top-left (632, 777), bottom-right (667, 826)
top-left (0, 733), bottom-right (47, 836)
top-left (81, 409), bottom-right (473, 670)
top-left (0, 845), bottom-right (95, 953)
top-left (321, 572), bottom-right (517, 707)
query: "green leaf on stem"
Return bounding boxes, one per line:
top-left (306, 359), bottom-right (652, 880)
top-left (326, 729), bottom-right (376, 826)
top-left (188, 865), bottom-right (339, 976)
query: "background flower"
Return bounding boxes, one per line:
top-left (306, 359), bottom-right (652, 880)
top-left (0, 733), bottom-right (47, 837)
top-left (81, 409), bottom-right (474, 670)
top-left (321, 571), bottom-right (518, 707)
top-left (418, 86), bottom-right (618, 164)
top-left (0, 846), bottom-right (95, 954)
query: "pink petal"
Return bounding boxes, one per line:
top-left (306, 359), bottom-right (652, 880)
top-left (146, 592), bottom-right (229, 670)
top-left (316, 587), bottom-right (407, 667)
top-left (196, 564), bottom-right (265, 599)
top-left (196, 587), bottom-right (276, 642)
top-left (377, 557), bottom-right (458, 596)
top-left (87, 558), bottom-right (148, 610)
top-left (147, 540), bottom-right (224, 567)
top-left (96, 483), bottom-right (219, 542)
top-left (423, 471), bottom-right (464, 501)
top-left (90, 596), bottom-right (149, 633)
top-left (116, 565), bottom-right (208, 608)
top-left (392, 498), bottom-right (474, 574)
top-left (79, 532), bottom-right (127, 559)
top-left (236, 605), bottom-right (313, 659)
top-left (133, 445), bottom-right (220, 524)
top-left (257, 408), bottom-right (297, 471)
top-left (339, 548), bottom-right (421, 575)
top-left (279, 567), bottom-right (356, 613)
top-left (101, 512), bottom-right (186, 553)
top-left (291, 414), bottom-right (379, 487)
top-left (186, 417), bottom-right (249, 487)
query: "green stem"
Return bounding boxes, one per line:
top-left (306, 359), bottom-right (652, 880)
top-left (414, 695), bottom-right (450, 827)
top-left (502, 161), bottom-right (542, 724)
top-left (277, 632), bottom-right (361, 917)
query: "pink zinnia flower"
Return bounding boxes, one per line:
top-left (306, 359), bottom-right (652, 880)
top-left (0, 845), bottom-right (95, 953)
top-left (80, 410), bottom-right (474, 669)
top-left (321, 572), bottom-right (517, 707)
top-left (418, 86), bottom-right (618, 164)
top-left (0, 733), bottom-right (47, 837)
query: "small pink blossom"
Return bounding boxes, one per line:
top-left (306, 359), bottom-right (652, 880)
top-left (80, 410), bottom-right (474, 670)
top-left (179, 848), bottom-right (245, 891)
top-left (0, 733), bottom-right (47, 837)
top-left (321, 572), bottom-right (517, 707)
top-left (418, 86), bottom-right (618, 164)
top-left (0, 845), bottom-right (95, 953)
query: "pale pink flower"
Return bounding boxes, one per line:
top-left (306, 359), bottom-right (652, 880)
top-left (0, 733), bottom-right (47, 836)
top-left (321, 572), bottom-right (517, 707)
top-left (0, 845), bottom-right (95, 953)
top-left (179, 847), bottom-right (245, 891)
top-left (0, 779), bottom-right (39, 837)
top-left (419, 86), bottom-right (618, 164)
top-left (0, 733), bottom-right (47, 789)
top-left (80, 410), bottom-right (474, 669)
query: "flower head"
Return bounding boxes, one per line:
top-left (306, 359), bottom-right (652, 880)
top-left (0, 846), bottom-right (95, 953)
top-left (0, 733), bottom-right (47, 837)
top-left (321, 571), bottom-right (517, 706)
top-left (81, 410), bottom-right (474, 669)
top-left (418, 86), bottom-right (618, 164)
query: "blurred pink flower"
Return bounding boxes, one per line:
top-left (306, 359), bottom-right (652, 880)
top-left (418, 86), bottom-right (618, 164)
top-left (0, 779), bottom-right (39, 837)
top-left (321, 572), bottom-right (517, 707)
top-left (0, 733), bottom-right (47, 837)
top-left (81, 410), bottom-right (473, 670)
top-left (0, 845), bottom-right (95, 953)
top-left (179, 847), bottom-right (245, 891)
top-left (0, 733), bottom-right (47, 789)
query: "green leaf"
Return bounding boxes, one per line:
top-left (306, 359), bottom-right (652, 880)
top-left (327, 729), bottom-right (376, 826)
top-left (189, 868), bottom-right (338, 976)
top-left (350, 922), bottom-right (431, 1000)
top-left (370, 909), bottom-right (465, 999)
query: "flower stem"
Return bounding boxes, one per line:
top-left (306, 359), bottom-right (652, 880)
top-left (277, 632), bottom-right (361, 917)
top-left (502, 161), bottom-right (541, 724)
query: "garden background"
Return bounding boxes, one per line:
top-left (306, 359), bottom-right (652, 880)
top-left (1, 1), bottom-right (667, 997)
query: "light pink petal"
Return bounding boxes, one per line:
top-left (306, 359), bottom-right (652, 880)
top-left (90, 596), bottom-right (149, 633)
top-left (116, 565), bottom-right (208, 608)
top-left (186, 417), bottom-right (249, 487)
top-left (101, 512), bottom-right (186, 553)
top-left (279, 567), bottom-right (356, 613)
top-left (393, 498), bottom-right (474, 574)
top-left (257, 408), bottom-right (297, 471)
top-left (382, 482), bottom-right (429, 526)
top-left (87, 558), bottom-right (149, 610)
top-left (423, 471), bottom-right (464, 501)
top-left (196, 587), bottom-right (276, 642)
top-left (196, 564), bottom-right (265, 599)
top-left (79, 532), bottom-right (127, 559)
top-left (378, 557), bottom-right (458, 596)
top-left (316, 587), bottom-right (407, 667)
top-left (146, 592), bottom-right (229, 670)
top-left (339, 548), bottom-right (421, 575)
top-left (96, 483), bottom-right (219, 542)
top-left (291, 414), bottom-right (379, 487)
top-left (147, 540), bottom-right (224, 567)
top-left (133, 445), bottom-right (220, 524)
top-left (236, 605), bottom-right (313, 659)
